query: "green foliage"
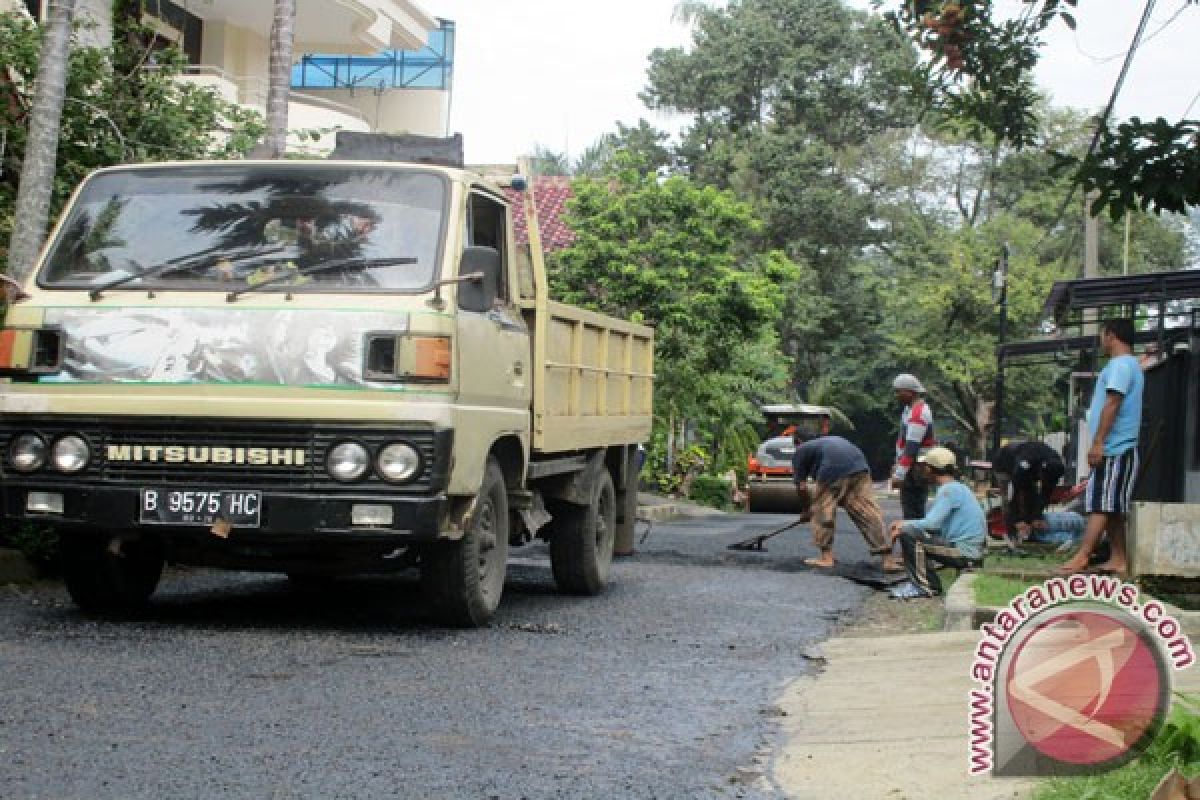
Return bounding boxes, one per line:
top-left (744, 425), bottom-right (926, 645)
top-left (880, 0), bottom-right (1200, 218)
top-left (1035, 694), bottom-right (1200, 800)
top-left (644, 441), bottom-right (712, 496)
top-left (549, 165), bottom-right (805, 472)
top-left (0, 12), bottom-right (264, 262)
top-left (688, 474), bottom-right (733, 510)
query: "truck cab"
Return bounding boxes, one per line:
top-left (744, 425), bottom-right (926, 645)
top-left (0, 135), bottom-right (653, 626)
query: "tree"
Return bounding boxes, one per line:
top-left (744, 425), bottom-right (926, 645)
top-left (879, 0), bottom-right (1200, 217)
top-left (264, 0), bottom-right (297, 158)
top-left (0, 12), bottom-right (264, 267)
top-left (6, 0), bottom-right (77, 280)
top-left (868, 110), bottom-right (1186, 454)
top-left (526, 144), bottom-right (571, 177)
top-left (642, 0), bottom-right (921, 401)
top-left (547, 165), bottom-right (814, 472)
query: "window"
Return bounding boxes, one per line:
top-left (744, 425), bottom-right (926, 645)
top-left (467, 190), bottom-right (508, 303)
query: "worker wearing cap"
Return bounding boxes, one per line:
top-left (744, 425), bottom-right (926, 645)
top-left (891, 373), bottom-right (936, 519)
top-left (887, 447), bottom-right (986, 599)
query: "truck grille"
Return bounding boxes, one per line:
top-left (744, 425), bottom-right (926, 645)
top-left (0, 417), bottom-right (446, 493)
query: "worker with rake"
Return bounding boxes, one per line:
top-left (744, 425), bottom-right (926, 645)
top-left (792, 431), bottom-right (905, 573)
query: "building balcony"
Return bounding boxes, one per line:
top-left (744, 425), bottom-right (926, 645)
top-left (176, 65), bottom-right (371, 155)
top-left (183, 0), bottom-right (437, 56)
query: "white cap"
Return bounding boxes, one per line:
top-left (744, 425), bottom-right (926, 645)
top-left (892, 373), bottom-right (925, 393)
top-left (918, 447), bottom-right (956, 470)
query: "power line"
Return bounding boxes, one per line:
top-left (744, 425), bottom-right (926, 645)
top-left (1184, 86), bottom-right (1200, 118)
top-left (1072, 0), bottom-right (1190, 65)
top-left (1036, 0), bottom-right (1159, 254)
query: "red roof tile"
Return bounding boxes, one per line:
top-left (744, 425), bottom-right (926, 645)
top-left (504, 176), bottom-right (576, 252)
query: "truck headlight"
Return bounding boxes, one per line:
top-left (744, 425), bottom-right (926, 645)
top-left (50, 434), bottom-right (90, 473)
top-left (10, 433), bottom-right (47, 473)
top-left (377, 442), bottom-right (421, 483)
top-left (327, 441), bottom-right (370, 482)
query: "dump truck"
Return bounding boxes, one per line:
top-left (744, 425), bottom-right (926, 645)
top-left (0, 133), bottom-right (653, 626)
top-left (744, 404), bottom-right (831, 512)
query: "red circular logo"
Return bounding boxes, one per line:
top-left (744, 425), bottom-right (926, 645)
top-left (1005, 610), bottom-right (1166, 766)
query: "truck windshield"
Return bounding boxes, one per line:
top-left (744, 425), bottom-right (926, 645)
top-left (38, 164), bottom-right (445, 293)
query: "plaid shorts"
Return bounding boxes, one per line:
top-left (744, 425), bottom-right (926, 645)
top-left (1085, 448), bottom-right (1139, 515)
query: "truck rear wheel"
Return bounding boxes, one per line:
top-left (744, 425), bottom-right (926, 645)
top-left (61, 534), bottom-right (164, 613)
top-left (421, 458), bottom-right (509, 627)
top-left (549, 468), bottom-right (615, 595)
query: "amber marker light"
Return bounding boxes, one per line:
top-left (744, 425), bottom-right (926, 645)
top-left (410, 336), bottom-right (452, 381)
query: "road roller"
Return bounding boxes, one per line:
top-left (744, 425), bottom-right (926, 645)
top-left (744, 404), bottom-right (832, 513)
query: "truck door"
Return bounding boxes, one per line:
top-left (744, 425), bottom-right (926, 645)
top-left (455, 189), bottom-right (531, 415)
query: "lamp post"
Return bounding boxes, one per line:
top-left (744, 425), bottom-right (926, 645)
top-left (991, 243), bottom-right (1010, 456)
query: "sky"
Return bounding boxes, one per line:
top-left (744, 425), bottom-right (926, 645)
top-left (424, 0), bottom-right (1197, 166)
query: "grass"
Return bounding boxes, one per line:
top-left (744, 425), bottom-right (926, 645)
top-left (982, 549), bottom-right (1068, 576)
top-left (972, 573), bottom-right (1037, 608)
top-left (1034, 761), bottom-right (1196, 800)
top-left (970, 547), bottom-right (1072, 607)
top-left (1034, 694), bottom-right (1200, 800)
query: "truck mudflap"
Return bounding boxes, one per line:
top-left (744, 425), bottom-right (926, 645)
top-left (1, 484), bottom-right (446, 541)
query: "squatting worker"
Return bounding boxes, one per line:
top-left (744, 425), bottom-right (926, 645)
top-left (792, 432), bottom-right (903, 573)
top-left (1057, 318), bottom-right (1144, 577)
top-left (890, 373), bottom-right (935, 519)
top-left (887, 447), bottom-right (986, 599)
top-left (991, 440), bottom-right (1066, 542)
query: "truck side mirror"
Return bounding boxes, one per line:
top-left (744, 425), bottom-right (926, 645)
top-left (457, 246), bottom-right (501, 313)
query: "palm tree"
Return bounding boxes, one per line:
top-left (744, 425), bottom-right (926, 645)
top-left (75, 0), bottom-right (113, 49)
top-left (263, 0), bottom-right (297, 158)
top-left (573, 134), bottom-right (618, 178)
top-left (7, 0), bottom-right (78, 281)
top-left (527, 145), bottom-right (570, 177)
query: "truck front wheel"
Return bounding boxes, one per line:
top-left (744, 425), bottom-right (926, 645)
top-left (61, 534), bottom-right (164, 613)
top-left (549, 467), bottom-right (616, 595)
top-left (421, 458), bottom-right (509, 627)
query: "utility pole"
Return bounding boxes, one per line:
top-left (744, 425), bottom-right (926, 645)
top-left (992, 242), bottom-right (1010, 456)
top-left (1084, 190), bottom-right (1101, 279)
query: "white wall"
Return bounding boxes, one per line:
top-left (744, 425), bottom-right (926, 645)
top-left (318, 88), bottom-right (449, 136)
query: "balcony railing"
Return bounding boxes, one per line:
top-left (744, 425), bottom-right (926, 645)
top-left (291, 18), bottom-right (454, 91)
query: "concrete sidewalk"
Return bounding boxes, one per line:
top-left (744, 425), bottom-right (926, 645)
top-left (770, 628), bottom-right (1200, 799)
top-left (769, 631), bottom-right (1033, 800)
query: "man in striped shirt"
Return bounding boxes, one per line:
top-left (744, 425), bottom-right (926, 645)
top-left (890, 373), bottom-right (935, 519)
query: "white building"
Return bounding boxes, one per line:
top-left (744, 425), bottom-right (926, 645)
top-left (3, 0), bottom-right (453, 155)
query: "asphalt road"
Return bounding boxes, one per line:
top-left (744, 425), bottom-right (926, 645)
top-left (0, 508), bottom-right (888, 799)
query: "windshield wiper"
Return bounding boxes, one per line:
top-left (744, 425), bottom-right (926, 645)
top-left (87, 246), bottom-right (287, 301)
top-left (224, 256), bottom-right (417, 302)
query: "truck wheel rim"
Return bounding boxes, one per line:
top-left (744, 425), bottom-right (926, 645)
top-left (595, 487), bottom-right (614, 552)
top-left (476, 498), bottom-right (501, 599)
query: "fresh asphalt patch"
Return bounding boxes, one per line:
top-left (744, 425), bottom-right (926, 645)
top-left (0, 509), bottom-right (878, 799)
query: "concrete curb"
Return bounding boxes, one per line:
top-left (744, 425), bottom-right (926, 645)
top-left (943, 572), bottom-right (978, 631)
top-left (947, 570), bottom-right (1200, 639)
top-left (0, 547), bottom-right (37, 584)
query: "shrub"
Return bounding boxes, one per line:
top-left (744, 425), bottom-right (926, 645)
top-left (689, 474), bottom-right (733, 510)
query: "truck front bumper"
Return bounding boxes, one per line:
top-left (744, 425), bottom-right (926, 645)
top-left (2, 483), bottom-right (446, 542)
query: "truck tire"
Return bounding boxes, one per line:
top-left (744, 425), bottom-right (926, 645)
top-left (549, 467), bottom-right (615, 595)
top-left (421, 458), bottom-right (509, 627)
top-left (61, 534), bottom-right (164, 613)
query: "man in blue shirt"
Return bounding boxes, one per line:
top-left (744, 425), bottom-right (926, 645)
top-left (1057, 318), bottom-right (1143, 577)
top-left (887, 447), bottom-right (986, 599)
top-left (793, 434), bottom-right (902, 572)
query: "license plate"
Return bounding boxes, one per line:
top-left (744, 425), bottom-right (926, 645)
top-left (139, 489), bottom-right (261, 528)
